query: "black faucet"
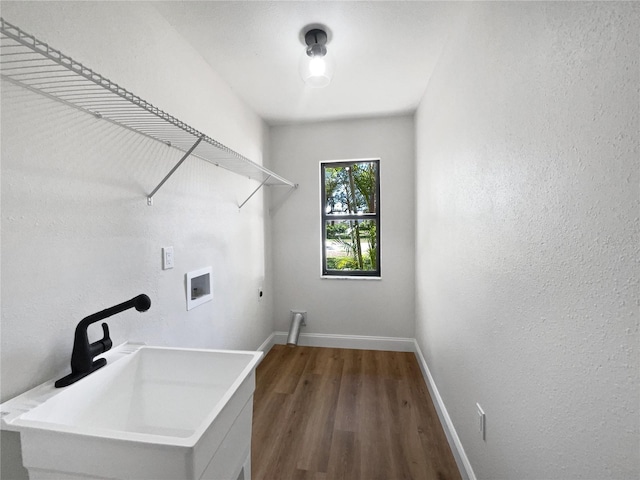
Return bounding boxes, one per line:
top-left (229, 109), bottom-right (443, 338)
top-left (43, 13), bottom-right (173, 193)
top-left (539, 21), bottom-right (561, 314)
top-left (55, 294), bottom-right (151, 388)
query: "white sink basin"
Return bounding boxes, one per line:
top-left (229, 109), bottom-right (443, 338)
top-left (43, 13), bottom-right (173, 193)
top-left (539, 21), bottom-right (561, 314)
top-left (1, 344), bottom-right (263, 480)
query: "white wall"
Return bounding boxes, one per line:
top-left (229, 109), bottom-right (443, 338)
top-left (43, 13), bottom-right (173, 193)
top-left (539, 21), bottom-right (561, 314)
top-left (415, 3), bottom-right (639, 479)
top-left (1, 2), bottom-right (274, 477)
top-left (270, 116), bottom-right (415, 338)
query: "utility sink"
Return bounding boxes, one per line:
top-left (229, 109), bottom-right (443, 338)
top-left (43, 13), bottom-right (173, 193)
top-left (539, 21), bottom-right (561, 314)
top-left (1, 343), bottom-right (263, 480)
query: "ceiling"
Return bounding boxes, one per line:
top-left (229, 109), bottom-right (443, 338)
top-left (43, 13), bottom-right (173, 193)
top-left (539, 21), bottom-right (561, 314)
top-left (154, 1), bottom-right (466, 125)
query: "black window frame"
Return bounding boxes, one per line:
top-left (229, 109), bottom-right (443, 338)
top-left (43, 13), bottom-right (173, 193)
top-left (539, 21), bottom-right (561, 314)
top-left (321, 159), bottom-right (381, 277)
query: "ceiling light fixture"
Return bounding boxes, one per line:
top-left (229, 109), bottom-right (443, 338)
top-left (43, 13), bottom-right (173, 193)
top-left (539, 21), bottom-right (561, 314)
top-left (300, 26), bottom-right (334, 88)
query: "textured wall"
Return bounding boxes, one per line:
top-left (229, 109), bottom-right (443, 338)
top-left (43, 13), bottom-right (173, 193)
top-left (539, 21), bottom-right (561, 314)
top-left (1, 3), bottom-right (273, 477)
top-left (415, 2), bottom-right (639, 479)
top-left (270, 116), bottom-right (416, 338)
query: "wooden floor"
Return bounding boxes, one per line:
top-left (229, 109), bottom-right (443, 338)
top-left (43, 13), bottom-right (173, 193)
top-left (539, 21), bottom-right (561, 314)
top-left (251, 345), bottom-right (462, 480)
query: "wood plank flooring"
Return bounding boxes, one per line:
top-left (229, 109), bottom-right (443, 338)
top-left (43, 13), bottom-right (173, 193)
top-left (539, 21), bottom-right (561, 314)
top-left (251, 345), bottom-right (462, 480)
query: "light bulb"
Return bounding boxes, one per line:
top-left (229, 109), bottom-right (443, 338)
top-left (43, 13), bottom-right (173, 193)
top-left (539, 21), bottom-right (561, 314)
top-left (309, 57), bottom-right (326, 77)
top-left (300, 52), bottom-right (334, 88)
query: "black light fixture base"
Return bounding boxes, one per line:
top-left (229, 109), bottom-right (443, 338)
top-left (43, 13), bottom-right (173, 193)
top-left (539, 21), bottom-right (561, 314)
top-left (304, 28), bottom-right (327, 47)
top-left (304, 28), bottom-right (328, 57)
top-left (300, 24), bottom-right (332, 46)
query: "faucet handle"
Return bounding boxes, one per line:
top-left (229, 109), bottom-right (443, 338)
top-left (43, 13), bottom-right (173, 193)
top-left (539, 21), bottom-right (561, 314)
top-left (101, 322), bottom-right (110, 339)
top-left (100, 323), bottom-right (112, 351)
top-left (82, 322), bottom-right (112, 371)
top-left (89, 322), bottom-right (112, 356)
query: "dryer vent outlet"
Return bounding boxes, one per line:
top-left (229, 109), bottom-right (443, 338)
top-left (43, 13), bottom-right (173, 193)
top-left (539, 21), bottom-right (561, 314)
top-left (287, 310), bottom-right (307, 346)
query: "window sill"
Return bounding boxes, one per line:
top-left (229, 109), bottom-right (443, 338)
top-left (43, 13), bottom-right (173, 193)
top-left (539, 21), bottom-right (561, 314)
top-left (321, 275), bottom-right (382, 281)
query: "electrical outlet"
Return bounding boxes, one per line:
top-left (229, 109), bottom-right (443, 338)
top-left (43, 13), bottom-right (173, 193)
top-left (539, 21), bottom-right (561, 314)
top-left (162, 246), bottom-right (174, 270)
top-left (258, 277), bottom-right (265, 302)
top-left (476, 403), bottom-right (486, 441)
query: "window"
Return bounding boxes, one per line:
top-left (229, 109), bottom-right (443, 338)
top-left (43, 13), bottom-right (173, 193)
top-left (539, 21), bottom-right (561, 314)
top-left (321, 159), bottom-right (380, 277)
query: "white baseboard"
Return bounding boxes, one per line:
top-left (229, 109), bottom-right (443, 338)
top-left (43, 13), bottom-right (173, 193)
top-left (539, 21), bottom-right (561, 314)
top-left (272, 331), bottom-right (415, 351)
top-left (256, 332), bottom-right (277, 357)
top-left (413, 340), bottom-right (476, 480)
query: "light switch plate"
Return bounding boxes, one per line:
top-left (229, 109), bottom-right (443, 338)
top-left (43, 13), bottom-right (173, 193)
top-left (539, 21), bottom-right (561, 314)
top-left (162, 246), bottom-right (174, 270)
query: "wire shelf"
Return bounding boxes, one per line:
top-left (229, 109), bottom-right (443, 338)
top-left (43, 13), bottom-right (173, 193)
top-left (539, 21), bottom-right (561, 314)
top-left (0, 18), bottom-right (296, 206)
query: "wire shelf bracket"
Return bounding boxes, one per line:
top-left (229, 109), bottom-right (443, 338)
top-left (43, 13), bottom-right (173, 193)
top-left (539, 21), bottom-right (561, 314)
top-left (0, 18), bottom-right (297, 208)
top-left (147, 137), bottom-right (203, 206)
top-left (239, 175), bottom-right (272, 210)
